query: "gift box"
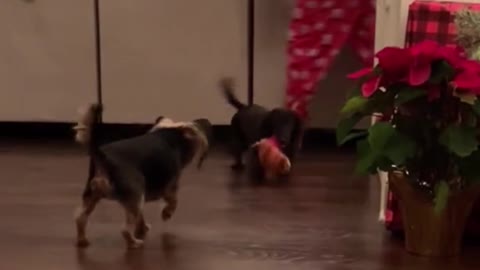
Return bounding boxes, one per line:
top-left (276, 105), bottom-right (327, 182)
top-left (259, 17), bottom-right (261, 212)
top-left (405, 1), bottom-right (480, 46)
top-left (385, 0), bottom-right (480, 237)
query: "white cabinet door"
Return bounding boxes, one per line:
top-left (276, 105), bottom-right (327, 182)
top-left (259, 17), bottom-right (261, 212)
top-left (100, 0), bottom-right (248, 124)
top-left (0, 1), bottom-right (96, 122)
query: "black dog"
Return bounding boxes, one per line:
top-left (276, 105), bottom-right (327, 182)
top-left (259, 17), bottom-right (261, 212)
top-left (73, 105), bottom-right (211, 249)
top-left (220, 78), bottom-right (303, 177)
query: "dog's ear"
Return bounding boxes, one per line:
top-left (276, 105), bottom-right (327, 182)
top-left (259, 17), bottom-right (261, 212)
top-left (154, 116), bottom-right (165, 125)
top-left (179, 124), bottom-right (209, 169)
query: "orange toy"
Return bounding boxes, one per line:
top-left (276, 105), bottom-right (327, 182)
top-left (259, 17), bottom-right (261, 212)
top-left (253, 137), bottom-right (291, 180)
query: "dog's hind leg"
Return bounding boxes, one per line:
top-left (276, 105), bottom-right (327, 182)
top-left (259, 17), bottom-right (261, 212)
top-left (229, 119), bottom-right (247, 171)
top-left (134, 213), bottom-right (151, 240)
top-left (74, 195), bottom-right (100, 248)
top-left (121, 196), bottom-right (146, 249)
top-left (230, 134), bottom-right (247, 171)
top-left (162, 180), bottom-right (179, 221)
top-left (229, 139), bottom-right (244, 171)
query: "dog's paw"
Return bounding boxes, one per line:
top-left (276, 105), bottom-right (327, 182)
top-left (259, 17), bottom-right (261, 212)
top-left (127, 239), bottom-right (144, 249)
top-left (162, 205), bottom-right (175, 221)
top-left (162, 208), bottom-right (174, 221)
top-left (122, 230), bottom-right (144, 249)
top-left (135, 223), bottom-right (151, 239)
top-left (76, 238), bottom-right (90, 248)
top-left (128, 240), bottom-right (144, 249)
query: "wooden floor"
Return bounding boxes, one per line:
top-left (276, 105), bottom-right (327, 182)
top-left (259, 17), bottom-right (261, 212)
top-left (1, 141), bottom-right (479, 270)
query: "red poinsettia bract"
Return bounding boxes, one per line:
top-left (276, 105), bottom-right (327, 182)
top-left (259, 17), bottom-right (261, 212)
top-left (348, 40), bottom-right (480, 99)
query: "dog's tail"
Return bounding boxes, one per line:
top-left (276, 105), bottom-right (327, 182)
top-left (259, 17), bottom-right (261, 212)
top-left (193, 118), bottom-right (212, 168)
top-left (220, 77), bottom-right (246, 110)
top-left (73, 103), bottom-right (103, 154)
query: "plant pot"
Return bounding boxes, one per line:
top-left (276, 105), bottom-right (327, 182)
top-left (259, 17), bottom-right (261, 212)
top-left (389, 171), bottom-right (480, 257)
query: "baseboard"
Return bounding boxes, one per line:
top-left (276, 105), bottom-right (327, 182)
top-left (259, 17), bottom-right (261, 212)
top-left (0, 122), bottom-right (361, 151)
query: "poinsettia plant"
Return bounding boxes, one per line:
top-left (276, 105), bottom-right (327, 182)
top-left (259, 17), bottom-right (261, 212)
top-left (337, 40), bottom-right (480, 211)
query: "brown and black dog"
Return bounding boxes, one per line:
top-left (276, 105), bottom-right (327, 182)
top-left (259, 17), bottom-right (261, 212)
top-left (220, 78), bottom-right (303, 180)
top-left (73, 104), bottom-right (211, 249)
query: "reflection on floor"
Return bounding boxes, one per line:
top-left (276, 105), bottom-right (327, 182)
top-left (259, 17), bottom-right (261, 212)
top-left (0, 141), bottom-right (479, 270)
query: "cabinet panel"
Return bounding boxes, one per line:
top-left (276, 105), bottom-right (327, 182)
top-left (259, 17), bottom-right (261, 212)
top-left (0, 1), bottom-right (96, 122)
top-left (101, 0), bottom-right (248, 124)
top-left (252, 0), bottom-right (293, 110)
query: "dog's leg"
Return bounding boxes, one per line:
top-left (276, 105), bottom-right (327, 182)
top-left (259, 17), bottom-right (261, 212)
top-left (229, 123), bottom-right (246, 171)
top-left (231, 140), bottom-right (245, 171)
top-left (121, 197), bottom-right (145, 249)
top-left (162, 181), bottom-right (178, 221)
top-left (134, 213), bottom-right (151, 240)
top-left (74, 195), bottom-right (100, 248)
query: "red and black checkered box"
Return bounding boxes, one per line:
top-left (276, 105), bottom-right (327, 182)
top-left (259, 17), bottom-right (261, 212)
top-left (405, 1), bottom-right (480, 46)
top-left (385, 0), bottom-right (480, 236)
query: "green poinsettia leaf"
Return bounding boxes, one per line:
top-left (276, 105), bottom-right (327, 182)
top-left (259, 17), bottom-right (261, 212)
top-left (395, 88), bottom-right (426, 106)
top-left (353, 122), bottom-right (415, 174)
top-left (377, 156), bottom-right (394, 171)
top-left (439, 125), bottom-right (479, 157)
top-left (458, 149), bottom-right (480, 182)
top-left (434, 181), bottom-right (450, 215)
top-left (463, 108), bottom-right (478, 127)
top-left (383, 131), bottom-right (416, 165)
top-left (364, 122), bottom-right (416, 167)
top-left (472, 99), bottom-right (480, 116)
top-left (368, 122), bottom-right (396, 153)
top-left (339, 130), bottom-right (368, 146)
top-left (369, 88), bottom-right (398, 114)
top-left (336, 114), bottom-right (363, 145)
top-left (354, 139), bottom-right (378, 175)
top-left (340, 96), bottom-right (369, 115)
